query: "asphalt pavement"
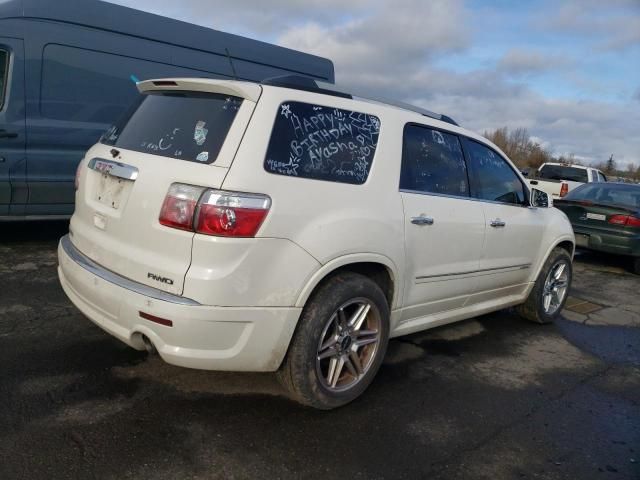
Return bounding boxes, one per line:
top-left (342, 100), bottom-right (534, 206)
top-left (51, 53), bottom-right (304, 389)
top-left (1, 222), bottom-right (638, 479)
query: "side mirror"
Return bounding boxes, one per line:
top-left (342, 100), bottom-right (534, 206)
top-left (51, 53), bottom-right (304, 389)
top-left (531, 188), bottom-right (551, 208)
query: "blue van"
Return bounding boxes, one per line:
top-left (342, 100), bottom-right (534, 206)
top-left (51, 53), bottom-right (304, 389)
top-left (0, 0), bottom-right (334, 219)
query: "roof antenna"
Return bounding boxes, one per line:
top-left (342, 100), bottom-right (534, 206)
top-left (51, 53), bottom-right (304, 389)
top-left (225, 48), bottom-right (238, 80)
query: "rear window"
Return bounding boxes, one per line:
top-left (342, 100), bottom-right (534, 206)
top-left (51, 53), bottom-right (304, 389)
top-left (0, 49), bottom-right (8, 110)
top-left (264, 101), bottom-right (380, 184)
top-left (566, 184), bottom-right (640, 209)
top-left (539, 164), bottom-right (588, 183)
top-left (101, 91), bottom-right (242, 164)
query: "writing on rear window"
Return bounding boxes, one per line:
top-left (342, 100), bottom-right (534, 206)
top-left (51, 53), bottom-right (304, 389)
top-left (101, 92), bottom-right (241, 164)
top-left (264, 102), bottom-right (380, 184)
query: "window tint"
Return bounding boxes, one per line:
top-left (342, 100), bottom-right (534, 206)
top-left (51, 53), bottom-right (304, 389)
top-left (565, 184), bottom-right (640, 209)
top-left (464, 139), bottom-right (526, 205)
top-left (0, 49), bottom-right (8, 110)
top-left (264, 102), bottom-right (380, 184)
top-left (101, 91), bottom-right (242, 164)
top-left (400, 125), bottom-right (469, 197)
top-left (538, 164), bottom-right (589, 183)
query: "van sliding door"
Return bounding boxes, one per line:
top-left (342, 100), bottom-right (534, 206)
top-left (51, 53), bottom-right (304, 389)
top-left (0, 37), bottom-right (26, 216)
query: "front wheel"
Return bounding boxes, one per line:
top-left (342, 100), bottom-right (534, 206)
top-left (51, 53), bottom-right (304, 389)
top-left (277, 272), bottom-right (390, 409)
top-left (517, 247), bottom-right (572, 324)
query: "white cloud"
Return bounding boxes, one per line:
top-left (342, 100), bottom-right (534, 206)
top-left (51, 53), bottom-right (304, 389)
top-left (108, 0), bottom-right (640, 167)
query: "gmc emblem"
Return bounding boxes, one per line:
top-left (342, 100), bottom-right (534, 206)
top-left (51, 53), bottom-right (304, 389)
top-left (147, 273), bottom-right (174, 285)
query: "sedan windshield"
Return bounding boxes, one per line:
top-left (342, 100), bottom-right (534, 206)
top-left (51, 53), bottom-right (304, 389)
top-left (565, 184), bottom-right (640, 209)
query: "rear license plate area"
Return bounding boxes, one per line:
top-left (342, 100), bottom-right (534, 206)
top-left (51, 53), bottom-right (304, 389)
top-left (96, 174), bottom-right (127, 209)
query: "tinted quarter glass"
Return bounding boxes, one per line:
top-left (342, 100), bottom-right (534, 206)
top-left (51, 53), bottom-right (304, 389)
top-left (464, 139), bottom-right (525, 205)
top-left (401, 125), bottom-right (469, 197)
top-left (0, 49), bottom-right (7, 110)
top-left (264, 102), bottom-right (380, 184)
top-left (101, 91), bottom-right (242, 164)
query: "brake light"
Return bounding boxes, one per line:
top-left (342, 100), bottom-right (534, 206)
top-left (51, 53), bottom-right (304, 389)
top-left (159, 183), bottom-right (271, 237)
top-left (560, 183), bottom-right (569, 197)
top-left (195, 190), bottom-right (271, 237)
top-left (608, 215), bottom-right (640, 228)
top-left (159, 184), bottom-right (205, 231)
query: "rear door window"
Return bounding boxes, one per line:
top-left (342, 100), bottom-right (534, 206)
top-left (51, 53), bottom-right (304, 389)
top-left (400, 125), bottom-right (469, 197)
top-left (463, 139), bottom-right (526, 205)
top-left (101, 91), bottom-right (242, 164)
top-left (0, 49), bottom-right (8, 110)
top-left (264, 101), bottom-right (380, 184)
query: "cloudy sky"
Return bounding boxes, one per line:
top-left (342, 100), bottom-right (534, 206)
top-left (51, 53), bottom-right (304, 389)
top-left (110, 0), bottom-right (640, 168)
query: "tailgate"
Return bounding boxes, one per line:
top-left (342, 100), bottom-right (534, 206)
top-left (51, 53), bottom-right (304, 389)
top-left (69, 84), bottom-right (259, 295)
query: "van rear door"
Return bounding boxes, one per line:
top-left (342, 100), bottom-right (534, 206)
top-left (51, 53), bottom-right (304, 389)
top-left (0, 37), bottom-right (26, 216)
top-left (70, 80), bottom-right (261, 295)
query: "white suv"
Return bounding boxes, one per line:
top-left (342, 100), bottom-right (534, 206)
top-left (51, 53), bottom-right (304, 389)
top-left (58, 76), bottom-right (575, 409)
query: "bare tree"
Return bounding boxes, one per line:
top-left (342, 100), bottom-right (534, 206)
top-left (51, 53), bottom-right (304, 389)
top-left (605, 154), bottom-right (616, 175)
top-left (483, 126), bottom-right (552, 169)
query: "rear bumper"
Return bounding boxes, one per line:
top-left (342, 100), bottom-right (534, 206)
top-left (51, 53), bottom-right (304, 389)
top-left (574, 227), bottom-right (640, 257)
top-left (58, 235), bottom-right (301, 371)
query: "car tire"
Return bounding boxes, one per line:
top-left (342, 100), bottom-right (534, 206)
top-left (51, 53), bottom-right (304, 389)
top-left (633, 257), bottom-right (640, 275)
top-left (277, 272), bottom-right (390, 409)
top-left (517, 247), bottom-right (572, 324)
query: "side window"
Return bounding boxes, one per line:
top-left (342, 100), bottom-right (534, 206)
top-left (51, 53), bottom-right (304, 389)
top-left (264, 101), bottom-right (380, 184)
top-left (597, 171), bottom-right (606, 182)
top-left (400, 125), bottom-right (469, 197)
top-left (463, 139), bottom-right (526, 205)
top-left (0, 48), bottom-right (8, 110)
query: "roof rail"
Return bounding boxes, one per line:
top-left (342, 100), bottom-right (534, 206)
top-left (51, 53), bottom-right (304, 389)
top-left (261, 75), bottom-right (459, 126)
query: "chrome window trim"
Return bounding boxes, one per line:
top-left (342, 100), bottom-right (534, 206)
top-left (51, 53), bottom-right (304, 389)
top-left (0, 47), bottom-right (8, 112)
top-left (60, 235), bottom-right (200, 306)
top-left (399, 188), bottom-right (531, 208)
top-left (88, 158), bottom-right (139, 181)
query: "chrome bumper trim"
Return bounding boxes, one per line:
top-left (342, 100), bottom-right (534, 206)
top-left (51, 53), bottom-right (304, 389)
top-left (60, 235), bottom-right (200, 306)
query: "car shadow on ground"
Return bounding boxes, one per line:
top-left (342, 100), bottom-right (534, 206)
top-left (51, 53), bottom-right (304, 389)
top-left (0, 220), bottom-right (69, 244)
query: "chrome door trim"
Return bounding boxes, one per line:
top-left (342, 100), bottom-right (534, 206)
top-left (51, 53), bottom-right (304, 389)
top-left (88, 158), bottom-right (139, 180)
top-left (60, 235), bottom-right (200, 306)
top-left (411, 215), bottom-right (434, 225)
top-left (399, 189), bottom-right (529, 209)
top-left (416, 263), bottom-right (531, 281)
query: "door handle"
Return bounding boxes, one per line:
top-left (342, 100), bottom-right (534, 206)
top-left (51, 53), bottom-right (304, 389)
top-left (490, 219), bottom-right (506, 228)
top-left (411, 215), bottom-right (434, 226)
top-left (0, 130), bottom-right (18, 139)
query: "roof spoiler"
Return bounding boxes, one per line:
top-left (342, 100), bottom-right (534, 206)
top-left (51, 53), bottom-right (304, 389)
top-left (137, 78), bottom-right (262, 102)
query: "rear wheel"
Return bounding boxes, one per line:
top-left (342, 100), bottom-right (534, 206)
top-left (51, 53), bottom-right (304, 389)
top-left (633, 257), bottom-right (640, 275)
top-left (517, 247), bottom-right (572, 324)
top-left (277, 272), bottom-right (390, 409)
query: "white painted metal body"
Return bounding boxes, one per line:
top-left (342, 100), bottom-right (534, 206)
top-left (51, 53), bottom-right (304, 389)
top-left (58, 78), bottom-right (574, 371)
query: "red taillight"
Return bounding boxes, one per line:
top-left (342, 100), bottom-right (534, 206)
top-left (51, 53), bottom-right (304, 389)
top-left (159, 184), bottom-right (271, 237)
top-left (195, 190), bottom-right (271, 237)
top-left (159, 184), bottom-right (205, 231)
top-left (560, 183), bottom-right (569, 197)
top-left (608, 214), bottom-right (640, 228)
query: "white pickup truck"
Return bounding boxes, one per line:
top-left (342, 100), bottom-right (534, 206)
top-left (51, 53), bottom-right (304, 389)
top-left (527, 162), bottom-right (607, 199)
